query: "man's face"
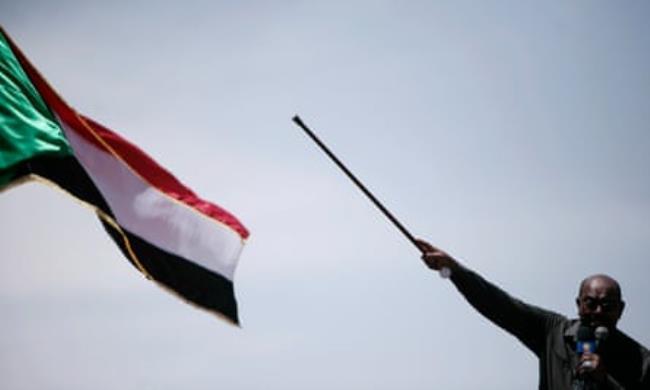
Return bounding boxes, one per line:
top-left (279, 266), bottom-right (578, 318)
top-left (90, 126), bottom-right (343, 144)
top-left (576, 277), bottom-right (625, 330)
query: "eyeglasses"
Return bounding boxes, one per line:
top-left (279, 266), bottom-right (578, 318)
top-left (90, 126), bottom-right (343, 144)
top-left (579, 297), bottom-right (621, 312)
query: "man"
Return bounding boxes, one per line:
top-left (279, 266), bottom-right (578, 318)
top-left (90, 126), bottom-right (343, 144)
top-left (416, 239), bottom-right (649, 390)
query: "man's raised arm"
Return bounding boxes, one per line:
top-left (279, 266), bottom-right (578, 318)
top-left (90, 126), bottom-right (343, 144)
top-left (416, 239), bottom-right (564, 356)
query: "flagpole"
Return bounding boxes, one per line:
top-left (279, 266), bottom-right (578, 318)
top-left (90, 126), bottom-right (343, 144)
top-left (292, 115), bottom-right (451, 278)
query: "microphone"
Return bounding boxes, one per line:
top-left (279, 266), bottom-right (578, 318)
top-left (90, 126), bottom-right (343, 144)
top-left (576, 325), bottom-right (596, 354)
top-left (576, 325), bottom-right (609, 353)
top-left (595, 326), bottom-right (609, 345)
top-left (573, 325), bottom-right (609, 390)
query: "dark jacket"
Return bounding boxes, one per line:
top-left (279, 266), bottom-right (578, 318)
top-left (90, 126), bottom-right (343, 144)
top-left (450, 265), bottom-right (650, 389)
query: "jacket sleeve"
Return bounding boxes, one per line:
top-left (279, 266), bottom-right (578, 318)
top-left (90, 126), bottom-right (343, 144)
top-left (450, 264), bottom-right (565, 356)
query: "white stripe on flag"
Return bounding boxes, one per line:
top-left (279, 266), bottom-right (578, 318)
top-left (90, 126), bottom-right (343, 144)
top-left (59, 117), bottom-right (243, 281)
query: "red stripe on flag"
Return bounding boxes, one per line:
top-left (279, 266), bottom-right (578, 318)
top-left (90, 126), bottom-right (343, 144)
top-left (80, 115), bottom-right (250, 239)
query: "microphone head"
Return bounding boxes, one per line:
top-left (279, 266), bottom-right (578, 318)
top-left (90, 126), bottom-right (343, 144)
top-left (595, 326), bottom-right (609, 342)
top-left (576, 324), bottom-right (594, 341)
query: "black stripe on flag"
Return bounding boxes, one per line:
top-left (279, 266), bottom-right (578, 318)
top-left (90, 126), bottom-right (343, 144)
top-left (100, 220), bottom-right (239, 324)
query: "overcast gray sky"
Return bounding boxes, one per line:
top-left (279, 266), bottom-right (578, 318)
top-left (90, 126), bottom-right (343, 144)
top-left (1, 1), bottom-right (649, 389)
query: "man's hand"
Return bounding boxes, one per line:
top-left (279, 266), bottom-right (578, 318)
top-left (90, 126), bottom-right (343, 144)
top-left (576, 352), bottom-right (606, 383)
top-left (415, 239), bottom-right (458, 272)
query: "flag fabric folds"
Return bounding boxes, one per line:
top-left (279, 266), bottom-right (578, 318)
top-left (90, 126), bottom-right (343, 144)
top-left (0, 28), bottom-right (249, 325)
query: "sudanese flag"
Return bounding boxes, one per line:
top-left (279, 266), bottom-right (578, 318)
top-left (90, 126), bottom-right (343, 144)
top-left (0, 27), bottom-right (249, 325)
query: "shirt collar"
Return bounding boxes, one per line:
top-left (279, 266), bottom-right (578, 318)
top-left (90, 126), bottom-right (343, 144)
top-left (564, 319), bottom-right (581, 341)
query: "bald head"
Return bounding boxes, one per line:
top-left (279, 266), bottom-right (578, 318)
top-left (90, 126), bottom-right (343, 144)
top-left (576, 274), bottom-right (625, 330)
top-left (578, 274), bottom-right (622, 301)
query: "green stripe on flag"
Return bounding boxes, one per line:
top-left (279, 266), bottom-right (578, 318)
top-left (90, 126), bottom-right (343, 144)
top-left (0, 30), bottom-right (72, 187)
